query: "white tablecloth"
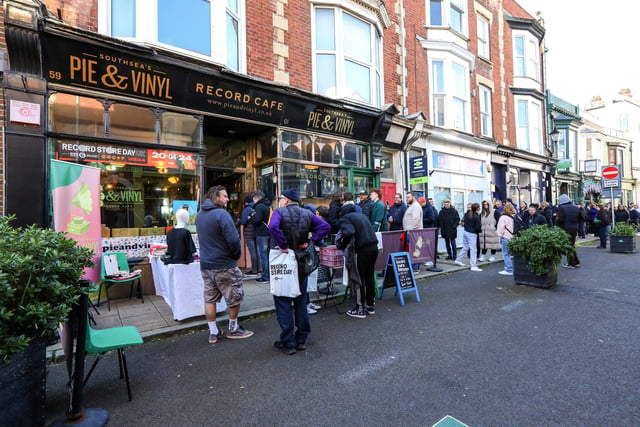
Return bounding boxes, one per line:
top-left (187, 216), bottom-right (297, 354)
top-left (150, 256), bottom-right (226, 321)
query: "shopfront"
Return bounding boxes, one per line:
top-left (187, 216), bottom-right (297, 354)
top-left (5, 26), bottom-right (389, 257)
top-left (491, 150), bottom-right (550, 207)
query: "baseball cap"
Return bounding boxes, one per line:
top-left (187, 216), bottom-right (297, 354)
top-left (418, 197), bottom-right (426, 204)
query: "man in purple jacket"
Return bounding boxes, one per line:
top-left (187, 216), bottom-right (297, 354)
top-left (269, 187), bottom-right (330, 355)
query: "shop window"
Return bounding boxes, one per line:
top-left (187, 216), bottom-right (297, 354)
top-left (109, 103), bottom-right (156, 143)
top-left (48, 93), bottom-right (105, 137)
top-left (256, 133), bottom-right (277, 161)
top-left (282, 131), bottom-right (311, 161)
top-left (379, 152), bottom-right (393, 180)
top-left (100, 0), bottom-right (245, 72)
top-left (161, 112), bottom-right (200, 147)
top-left (281, 162), bottom-right (348, 201)
top-left (317, 137), bottom-right (342, 165)
top-left (344, 143), bottom-right (365, 167)
top-left (204, 138), bottom-right (247, 169)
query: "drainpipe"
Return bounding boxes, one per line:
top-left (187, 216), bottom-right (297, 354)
top-left (399, 0), bottom-right (407, 114)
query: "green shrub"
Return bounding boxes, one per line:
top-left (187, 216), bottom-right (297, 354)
top-left (610, 222), bottom-right (637, 236)
top-left (507, 225), bottom-right (574, 276)
top-left (0, 216), bottom-right (94, 363)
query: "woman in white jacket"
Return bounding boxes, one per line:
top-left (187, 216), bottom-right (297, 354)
top-left (479, 201), bottom-right (501, 261)
top-left (496, 202), bottom-right (516, 275)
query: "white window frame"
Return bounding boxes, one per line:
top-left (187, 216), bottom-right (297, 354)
top-left (515, 97), bottom-right (543, 154)
top-left (513, 32), bottom-right (539, 81)
top-left (477, 14), bottom-right (490, 60)
top-left (426, 0), bottom-right (468, 35)
top-left (97, 0), bottom-right (246, 72)
top-left (312, 6), bottom-right (383, 107)
top-left (479, 85), bottom-right (492, 137)
top-left (429, 56), bottom-right (472, 132)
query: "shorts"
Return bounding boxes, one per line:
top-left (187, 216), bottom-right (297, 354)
top-left (201, 266), bottom-right (244, 307)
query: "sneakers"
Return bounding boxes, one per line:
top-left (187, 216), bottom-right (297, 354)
top-left (498, 270), bottom-right (513, 275)
top-left (561, 263), bottom-right (576, 269)
top-left (208, 330), bottom-right (223, 344)
top-left (274, 341), bottom-right (296, 355)
top-left (489, 256), bottom-right (496, 262)
top-left (255, 278), bottom-right (269, 282)
top-left (226, 326), bottom-right (254, 339)
top-left (454, 261), bottom-right (465, 266)
top-left (346, 307), bottom-right (366, 319)
top-left (295, 342), bottom-right (307, 351)
top-left (479, 255), bottom-right (486, 262)
top-left (470, 266), bottom-right (482, 272)
top-left (365, 305), bottom-right (375, 315)
top-left (308, 302), bottom-right (322, 310)
top-left (307, 305), bottom-right (317, 315)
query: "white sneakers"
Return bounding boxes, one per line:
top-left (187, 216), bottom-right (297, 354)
top-left (454, 261), bottom-right (465, 266)
top-left (489, 256), bottom-right (496, 262)
top-left (498, 270), bottom-right (513, 275)
top-left (470, 266), bottom-right (482, 272)
top-left (478, 255), bottom-right (486, 262)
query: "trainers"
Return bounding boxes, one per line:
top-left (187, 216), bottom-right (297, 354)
top-left (479, 255), bottom-right (486, 262)
top-left (226, 326), bottom-right (254, 339)
top-left (274, 341), bottom-right (296, 355)
top-left (365, 305), bottom-right (375, 315)
top-left (561, 263), bottom-right (576, 269)
top-left (454, 261), bottom-right (465, 266)
top-left (346, 307), bottom-right (366, 319)
top-left (295, 342), bottom-right (307, 351)
top-left (307, 305), bottom-right (317, 315)
top-left (470, 266), bottom-right (482, 272)
top-left (498, 270), bottom-right (513, 275)
top-left (208, 330), bottom-right (223, 344)
top-left (308, 302), bottom-right (322, 310)
top-left (489, 256), bottom-right (496, 262)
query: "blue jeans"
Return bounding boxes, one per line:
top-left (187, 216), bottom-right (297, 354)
top-left (444, 237), bottom-right (457, 259)
top-left (244, 237), bottom-right (260, 273)
top-left (273, 274), bottom-right (309, 347)
top-left (501, 237), bottom-right (513, 273)
top-left (598, 225), bottom-right (610, 248)
top-left (256, 235), bottom-right (270, 280)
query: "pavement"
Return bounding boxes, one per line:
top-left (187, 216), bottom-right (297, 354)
top-left (46, 235), bottom-right (602, 360)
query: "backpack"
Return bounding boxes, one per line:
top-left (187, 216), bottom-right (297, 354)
top-left (510, 214), bottom-right (527, 235)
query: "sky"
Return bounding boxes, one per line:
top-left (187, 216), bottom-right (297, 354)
top-left (516, 0), bottom-right (639, 106)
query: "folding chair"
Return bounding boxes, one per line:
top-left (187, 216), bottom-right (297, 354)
top-left (99, 252), bottom-right (143, 311)
top-left (84, 319), bottom-right (144, 401)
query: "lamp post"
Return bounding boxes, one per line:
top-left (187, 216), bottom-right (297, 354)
top-left (548, 127), bottom-right (560, 156)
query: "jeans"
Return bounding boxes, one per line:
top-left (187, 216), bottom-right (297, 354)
top-left (244, 237), bottom-right (260, 273)
top-left (273, 273), bottom-right (309, 347)
top-left (598, 225), bottom-right (610, 248)
top-left (456, 231), bottom-right (478, 266)
top-left (444, 237), bottom-right (457, 259)
top-left (256, 235), bottom-right (270, 280)
top-left (500, 237), bottom-right (513, 273)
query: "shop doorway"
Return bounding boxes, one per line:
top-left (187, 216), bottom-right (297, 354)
top-left (204, 168), bottom-right (245, 222)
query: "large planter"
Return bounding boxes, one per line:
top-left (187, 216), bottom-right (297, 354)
top-left (512, 255), bottom-right (557, 289)
top-left (0, 337), bottom-right (47, 427)
top-left (610, 235), bottom-right (636, 253)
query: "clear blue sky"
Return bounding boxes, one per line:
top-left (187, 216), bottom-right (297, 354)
top-left (517, 0), bottom-right (639, 105)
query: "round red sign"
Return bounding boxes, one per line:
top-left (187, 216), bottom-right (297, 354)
top-left (602, 166), bottom-right (619, 180)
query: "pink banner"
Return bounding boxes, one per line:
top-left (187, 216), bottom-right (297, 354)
top-left (50, 160), bottom-right (102, 282)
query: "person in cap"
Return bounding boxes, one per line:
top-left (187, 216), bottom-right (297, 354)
top-left (269, 188), bottom-right (330, 354)
top-left (419, 197), bottom-right (435, 228)
top-left (238, 192), bottom-right (259, 276)
top-left (247, 190), bottom-right (272, 282)
top-left (556, 194), bottom-right (584, 268)
top-left (357, 190), bottom-right (373, 221)
top-left (196, 185), bottom-right (254, 343)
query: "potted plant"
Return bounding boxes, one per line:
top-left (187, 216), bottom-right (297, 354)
top-left (609, 222), bottom-right (637, 253)
top-left (0, 215), bottom-right (94, 427)
top-left (507, 225), bottom-right (574, 288)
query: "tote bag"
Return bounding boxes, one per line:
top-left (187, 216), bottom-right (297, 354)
top-left (269, 249), bottom-right (301, 298)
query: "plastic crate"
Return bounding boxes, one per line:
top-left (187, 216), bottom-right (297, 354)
top-left (319, 245), bottom-right (344, 268)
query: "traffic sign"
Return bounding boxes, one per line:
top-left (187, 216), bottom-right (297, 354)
top-left (603, 179), bottom-right (619, 188)
top-left (602, 165), bottom-right (620, 180)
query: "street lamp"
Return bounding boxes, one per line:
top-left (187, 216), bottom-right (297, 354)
top-left (548, 127), bottom-right (561, 156)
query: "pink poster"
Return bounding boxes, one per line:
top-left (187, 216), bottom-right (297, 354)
top-left (50, 160), bottom-right (102, 282)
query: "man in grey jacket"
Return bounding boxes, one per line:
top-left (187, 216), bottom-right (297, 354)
top-left (196, 185), bottom-right (254, 344)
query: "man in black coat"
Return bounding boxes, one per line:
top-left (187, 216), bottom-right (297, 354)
top-left (525, 203), bottom-right (548, 228)
top-left (437, 199), bottom-right (460, 260)
top-left (336, 204), bottom-right (379, 319)
top-left (556, 194), bottom-right (584, 268)
top-left (247, 190), bottom-right (272, 282)
top-left (357, 190), bottom-right (373, 221)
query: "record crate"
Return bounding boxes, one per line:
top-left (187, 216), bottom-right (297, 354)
top-left (319, 245), bottom-right (344, 268)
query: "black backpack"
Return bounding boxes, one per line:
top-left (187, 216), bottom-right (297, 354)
top-left (510, 214), bottom-right (527, 235)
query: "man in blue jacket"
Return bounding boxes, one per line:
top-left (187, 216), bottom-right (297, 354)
top-left (196, 185), bottom-right (254, 344)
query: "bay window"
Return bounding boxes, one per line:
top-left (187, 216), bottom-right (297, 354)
top-left (429, 58), bottom-right (471, 131)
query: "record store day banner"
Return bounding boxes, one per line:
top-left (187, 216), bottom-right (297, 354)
top-left (50, 160), bottom-right (102, 282)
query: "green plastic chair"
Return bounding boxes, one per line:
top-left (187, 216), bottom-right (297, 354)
top-left (84, 319), bottom-right (144, 401)
top-left (99, 252), bottom-right (144, 311)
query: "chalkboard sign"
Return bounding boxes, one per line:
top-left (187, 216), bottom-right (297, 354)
top-left (380, 252), bottom-right (421, 306)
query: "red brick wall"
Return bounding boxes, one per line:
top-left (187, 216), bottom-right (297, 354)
top-left (246, 0), bottom-right (275, 81)
top-left (43, 0), bottom-right (98, 31)
top-left (285, 0), bottom-right (312, 90)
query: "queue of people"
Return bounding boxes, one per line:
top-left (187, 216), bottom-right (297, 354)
top-left (196, 185), bottom-right (630, 356)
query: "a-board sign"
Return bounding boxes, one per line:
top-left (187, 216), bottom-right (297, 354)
top-left (380, 252), bottom-right (421, 306)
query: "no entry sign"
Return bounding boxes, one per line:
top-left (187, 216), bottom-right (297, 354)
top-left (602, 166), bottom-right (620, 180)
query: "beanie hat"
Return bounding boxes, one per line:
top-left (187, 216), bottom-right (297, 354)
top-left (304, 203), bottom-right (317, 214)
top-left (418, 197), bottom-right (426, 204)
top-left (558, 194), bottom-right (571, 205)
top-left (282, 188), bottom-right (301, 203)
